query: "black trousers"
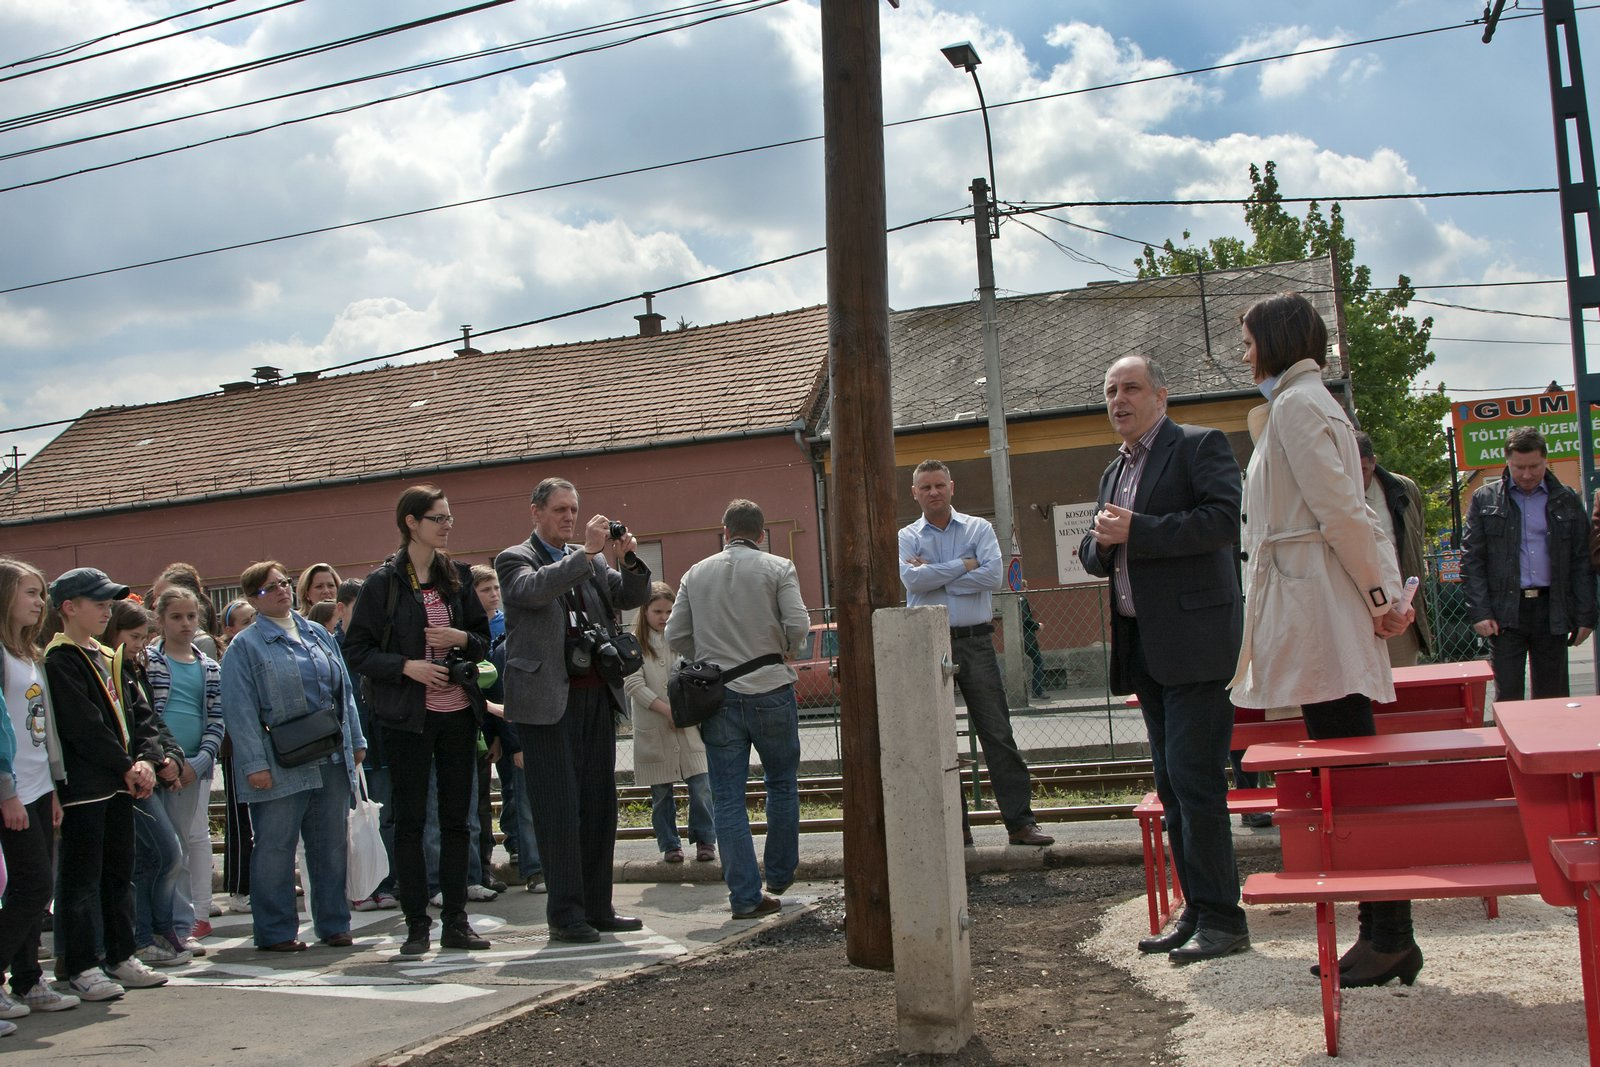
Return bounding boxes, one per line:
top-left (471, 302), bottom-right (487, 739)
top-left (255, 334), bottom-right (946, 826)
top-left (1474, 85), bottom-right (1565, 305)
top-left (58, 793), bottom-right (136, 974)
top-left (1302, 693), bottom-right (1415, 952)
top-left (221, 750), bottom-right (252, 896)
top-left (521, 685), bottom-right (618, 930)
top-left (0, 794), bottom-right (55, 994)
top-left (1489, 595), bottom-right (1570, 702)
top-left (385, 710), bottom-right (478, 926)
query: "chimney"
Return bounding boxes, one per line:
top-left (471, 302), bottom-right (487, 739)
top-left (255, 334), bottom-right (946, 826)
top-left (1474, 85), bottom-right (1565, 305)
top-left (220, 381), bottom-right (256, 393)
top-left (293, 370), bottom-right (321, 384)
top-left (455, 324), bottom-right (481, 357)
top-left (252, 365), bottom-right (285, 386)
top-left (635, 293), bottom-right (665, 337)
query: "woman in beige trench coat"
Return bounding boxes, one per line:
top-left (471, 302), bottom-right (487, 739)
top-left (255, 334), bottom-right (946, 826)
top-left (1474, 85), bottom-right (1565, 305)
top-left (1229, 291), bottom-right (1419, 989)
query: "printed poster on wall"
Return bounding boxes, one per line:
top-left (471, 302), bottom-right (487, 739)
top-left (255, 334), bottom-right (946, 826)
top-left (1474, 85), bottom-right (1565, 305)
top-left (1052, 502), bottom-right (1102, 587)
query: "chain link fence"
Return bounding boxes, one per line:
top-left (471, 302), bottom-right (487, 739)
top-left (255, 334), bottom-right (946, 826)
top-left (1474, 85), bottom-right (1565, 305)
top-left (751, 557), bottom-right (1492, 778)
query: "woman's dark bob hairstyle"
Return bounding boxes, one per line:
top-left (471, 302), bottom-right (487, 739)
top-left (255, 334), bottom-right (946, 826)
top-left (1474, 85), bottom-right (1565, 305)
top-left (1240, 291), bottom-right (1328, 378)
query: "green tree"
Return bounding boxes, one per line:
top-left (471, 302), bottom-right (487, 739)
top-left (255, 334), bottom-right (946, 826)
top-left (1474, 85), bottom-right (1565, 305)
top-left (1137, 161), bottom-right (1453, 538)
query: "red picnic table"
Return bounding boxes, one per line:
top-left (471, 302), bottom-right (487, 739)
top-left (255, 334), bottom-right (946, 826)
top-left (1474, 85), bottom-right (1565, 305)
top-left (1495, 697), bottom-right (1600, 1067)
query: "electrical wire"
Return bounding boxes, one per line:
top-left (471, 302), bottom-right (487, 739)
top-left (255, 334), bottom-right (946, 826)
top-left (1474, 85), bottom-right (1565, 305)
top-left (0, 1), bottom-right (307, 84)
top-left (0, 0), bottom-right (524, 134)
top-left (0, 0), bottom-right (257, 70)
top-left (0, 0), bottom-right (775, 167)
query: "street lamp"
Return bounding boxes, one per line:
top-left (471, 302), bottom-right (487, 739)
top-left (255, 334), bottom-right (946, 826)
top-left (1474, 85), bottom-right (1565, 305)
top-left (940, 41), bottom-right (998, 239)
top-left (941, 40), bottom-right (1026, 704)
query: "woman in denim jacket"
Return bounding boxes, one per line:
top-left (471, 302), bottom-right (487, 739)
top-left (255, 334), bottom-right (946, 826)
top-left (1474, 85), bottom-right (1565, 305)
top-left (220, 560), bottom-right (365, 953)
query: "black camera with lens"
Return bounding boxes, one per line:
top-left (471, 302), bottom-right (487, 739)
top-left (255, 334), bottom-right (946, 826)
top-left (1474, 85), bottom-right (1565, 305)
top-left (443, 650), bottom-right (480, 687)
top-left (608, 520), bottom-right (627, 540)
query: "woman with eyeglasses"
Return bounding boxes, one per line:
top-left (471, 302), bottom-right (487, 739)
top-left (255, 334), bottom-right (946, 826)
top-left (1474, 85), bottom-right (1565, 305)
top-left (343, 485), bottom-right (491, 960)
top-left (219, 561), bottom-right (366, 952)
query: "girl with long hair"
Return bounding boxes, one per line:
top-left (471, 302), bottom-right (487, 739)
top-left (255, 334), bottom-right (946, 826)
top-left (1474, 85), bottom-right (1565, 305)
top-left (0, 558), bottom-right (76, 1023)
top-left (625, 582), bottom-right (715, 864)
top-left (146, 587), bottom-right (226, 947)
top-left (343, 485), bottom-right (491, 959)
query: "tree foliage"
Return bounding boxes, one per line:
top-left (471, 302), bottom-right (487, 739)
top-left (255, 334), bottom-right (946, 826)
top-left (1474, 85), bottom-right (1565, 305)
top-left (1136, 161), bottom-right (1453, 536)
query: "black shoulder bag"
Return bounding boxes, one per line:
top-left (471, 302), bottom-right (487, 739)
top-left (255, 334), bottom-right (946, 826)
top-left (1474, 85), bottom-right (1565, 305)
top-left (668, 652), bottom-right (784, 729)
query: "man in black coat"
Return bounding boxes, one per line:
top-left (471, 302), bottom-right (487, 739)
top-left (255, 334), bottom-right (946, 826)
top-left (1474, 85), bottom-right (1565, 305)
top-left (1080, 355), bottom-right (1248, 963)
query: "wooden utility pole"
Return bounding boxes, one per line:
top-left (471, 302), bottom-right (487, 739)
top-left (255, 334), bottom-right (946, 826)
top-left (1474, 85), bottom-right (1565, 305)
top-left (821, 0), bottom-right (895, 971)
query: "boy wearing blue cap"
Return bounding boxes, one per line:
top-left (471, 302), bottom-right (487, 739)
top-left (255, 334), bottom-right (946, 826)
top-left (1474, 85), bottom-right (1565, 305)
top-left (43, 568), bottom-right (166, 1002)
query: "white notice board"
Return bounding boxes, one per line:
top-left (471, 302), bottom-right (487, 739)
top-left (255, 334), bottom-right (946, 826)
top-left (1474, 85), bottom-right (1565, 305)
top-left (1053, 502), bottom-right (1102, 587)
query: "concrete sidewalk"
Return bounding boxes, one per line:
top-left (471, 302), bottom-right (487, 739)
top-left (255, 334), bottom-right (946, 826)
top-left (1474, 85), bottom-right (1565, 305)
top-left (13, 815), bottom-right (1280, 1067)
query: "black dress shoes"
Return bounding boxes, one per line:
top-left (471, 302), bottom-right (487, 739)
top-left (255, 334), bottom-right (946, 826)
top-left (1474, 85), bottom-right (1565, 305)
top-left (440, 920), bottom-right (490, 950)
top-left (1169, 927), bottom-right (1251, 964)
top-left (549, 922), bottom-right (601, 944)
top-left (589, 914), bottom-right (644, 933)
top-left (1137, 921), bottom-right (1196, 954)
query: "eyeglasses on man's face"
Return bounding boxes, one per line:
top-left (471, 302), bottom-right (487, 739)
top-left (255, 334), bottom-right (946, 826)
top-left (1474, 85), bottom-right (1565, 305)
top-left (421, 514), bottom-right (455, 527)
top-left (254, 578), bottom-right (292, 597)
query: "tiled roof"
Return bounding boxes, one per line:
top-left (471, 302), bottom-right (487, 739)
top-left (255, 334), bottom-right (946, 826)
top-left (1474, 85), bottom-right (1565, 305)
top-left (876, 256), bottom-right (1341, 430)
top-left (2, 305), bottom-right (831, 522)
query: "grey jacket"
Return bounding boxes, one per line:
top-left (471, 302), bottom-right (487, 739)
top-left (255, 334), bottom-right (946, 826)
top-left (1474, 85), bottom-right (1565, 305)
top-left (494, 538), bottom-right (651, 726)
top-left (665, 543), bottom-right (810, 695)
top-left (1462, 468), bottom-right (1596, 635)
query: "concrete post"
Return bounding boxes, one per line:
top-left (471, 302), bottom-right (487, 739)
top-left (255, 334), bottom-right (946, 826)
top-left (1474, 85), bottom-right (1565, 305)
top-left (873, 606), bottom-right (973, 1055)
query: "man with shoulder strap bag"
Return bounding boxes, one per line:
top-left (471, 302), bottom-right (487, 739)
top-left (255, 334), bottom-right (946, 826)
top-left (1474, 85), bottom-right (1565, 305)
top-left (493, 478), bottom-right (651, 945)
top-left (665, 499), bottom-right (810, 920)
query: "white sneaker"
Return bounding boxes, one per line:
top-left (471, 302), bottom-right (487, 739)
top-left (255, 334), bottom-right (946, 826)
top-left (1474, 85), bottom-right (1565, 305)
top-left (207, 902), bottom-right (222, 918)
top-left (428, 892), bottom-right (443, 907)
top-left (0, 990), bottom-right (28, 1020)
top-left (67, 969), bottom-right (124, 1002)
top-left (0, 1019), bottom-right (13, 1037)
top-left (105, 957), bottom-right (167, 989)
top-left (374, 892), bottom-right (399, 910)
top-left (136, 940), bottom-right (192, 968)
top-left (227, 894), bottom-right (251, 914)
top-left (466, 884), bottom-right (499, 902)
top-left (180, 937), bottom-right (206, 958)
top-left (18, 981), bottom-right (79, 1012)
top-left (351, 896), bottom-right (381, 912)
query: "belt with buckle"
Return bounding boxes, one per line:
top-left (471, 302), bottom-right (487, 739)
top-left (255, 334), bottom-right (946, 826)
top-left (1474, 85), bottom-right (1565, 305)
top-left (949, 623), bottom-right (994, 639)
top-left (1521, 587), bottom-right (1549, 599)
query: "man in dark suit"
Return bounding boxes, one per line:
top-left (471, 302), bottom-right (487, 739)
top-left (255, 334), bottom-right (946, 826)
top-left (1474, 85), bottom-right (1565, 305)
top-left (1080, 354), bottom-right (1249, 963)
top-left (495, 477), bottom-right (651, 943)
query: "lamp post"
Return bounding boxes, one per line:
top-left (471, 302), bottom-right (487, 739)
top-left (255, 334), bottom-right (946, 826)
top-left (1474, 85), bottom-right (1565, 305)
top-left (942, 41), bottom-right (1025, 705)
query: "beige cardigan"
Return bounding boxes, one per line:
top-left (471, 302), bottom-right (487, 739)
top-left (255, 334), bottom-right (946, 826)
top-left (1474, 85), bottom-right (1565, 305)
top-left (1229, 359), bottom-right (1401, 709)
top-left (624, 635), bottom-right (708, 787)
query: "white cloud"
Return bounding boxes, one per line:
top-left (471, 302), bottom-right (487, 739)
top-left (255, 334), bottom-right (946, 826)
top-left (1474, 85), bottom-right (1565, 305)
top-left (1218, 26), bottom-right (1349, 98)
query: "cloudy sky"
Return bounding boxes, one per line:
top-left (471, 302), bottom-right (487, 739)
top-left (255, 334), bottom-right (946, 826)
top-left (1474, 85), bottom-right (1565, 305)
top-left (0, 0), bottom-right (1590, 467)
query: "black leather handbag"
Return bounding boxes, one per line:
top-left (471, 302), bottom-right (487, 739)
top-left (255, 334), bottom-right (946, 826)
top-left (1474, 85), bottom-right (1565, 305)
top-left (264, 706), bottom-right (342, 767)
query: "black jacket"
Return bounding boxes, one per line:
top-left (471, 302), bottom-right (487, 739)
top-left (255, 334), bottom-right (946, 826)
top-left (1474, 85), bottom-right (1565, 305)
top-left (342, 553), bottom-right (491, 734)
top-left (1079, 418), bottom-right (1244, 692)
top-left (1462, 468), bottom-right (1596, 635)
top-left (44, 639), bottom-right (163, 805)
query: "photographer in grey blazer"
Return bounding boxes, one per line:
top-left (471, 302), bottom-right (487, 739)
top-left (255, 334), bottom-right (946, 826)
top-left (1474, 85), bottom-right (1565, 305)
top-left (494, 477), bottom-right (650, 944)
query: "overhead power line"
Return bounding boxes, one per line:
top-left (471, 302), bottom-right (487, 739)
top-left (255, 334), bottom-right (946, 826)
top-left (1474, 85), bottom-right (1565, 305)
top-left (0, 0), bottom-right (523, 134)
top-left (0, 0), bottom-right (307, 84)
top-left (0, 0), bottom-right (259, 70)
top-left (0, 0), bottom-right (788, 195)
top-left (0, 0), bottom-right (778, 170)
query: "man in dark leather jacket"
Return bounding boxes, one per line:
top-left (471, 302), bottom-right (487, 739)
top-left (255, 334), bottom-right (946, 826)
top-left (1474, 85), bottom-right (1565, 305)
top-left (1461, 427), bottom-right (1596, 700)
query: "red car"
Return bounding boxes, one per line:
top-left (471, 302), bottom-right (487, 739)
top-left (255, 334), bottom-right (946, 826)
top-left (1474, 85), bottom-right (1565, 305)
top-left (792, 623), bottom-right (839, 709)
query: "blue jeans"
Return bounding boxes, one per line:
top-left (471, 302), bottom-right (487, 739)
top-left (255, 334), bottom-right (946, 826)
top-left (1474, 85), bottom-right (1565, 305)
top-left (650, 774), bottom-right (715, 852)
top-left (131, 794), bottom-right (185, 947)
top-left (363, 764), bottom-right (397, 898)
top-left (509, 766), bottom-right (543, 880)
top-left (247, 760), bottom-right (352, 946)
top-left (700, 685), bottom-right (800, 913)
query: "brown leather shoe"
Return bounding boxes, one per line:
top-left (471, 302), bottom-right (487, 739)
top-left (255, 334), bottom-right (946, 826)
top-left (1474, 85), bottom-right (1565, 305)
top-left (1008, 824), bottom-right (1054, 847)
top-left (732, 895), bottom-right (781, 919)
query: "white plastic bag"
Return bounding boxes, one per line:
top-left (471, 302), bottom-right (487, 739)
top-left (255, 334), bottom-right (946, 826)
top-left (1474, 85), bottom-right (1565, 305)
top-left (346, 772), bottom-right (388, 902)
